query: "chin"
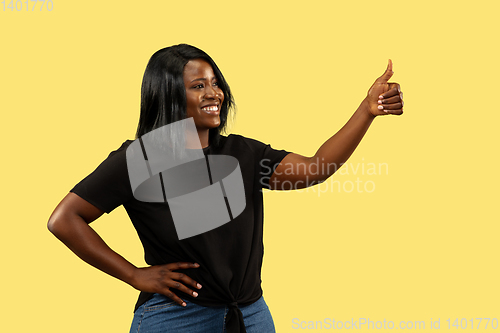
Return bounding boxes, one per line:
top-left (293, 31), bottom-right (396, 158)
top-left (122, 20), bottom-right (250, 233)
top-left (210, 119), bottom-right (221, 128)
top-left (200, 122), bottom-right (220, 131)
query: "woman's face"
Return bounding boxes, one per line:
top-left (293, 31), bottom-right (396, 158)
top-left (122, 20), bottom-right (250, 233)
top-left (183, 59), bottom-right (224, 132)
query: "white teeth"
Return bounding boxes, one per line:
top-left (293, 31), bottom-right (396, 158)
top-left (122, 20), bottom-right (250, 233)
top-left (202, 106), bottom-right (218, 111)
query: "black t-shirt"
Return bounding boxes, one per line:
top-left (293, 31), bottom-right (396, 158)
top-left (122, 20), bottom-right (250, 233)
top-left (69, 133), bottom-right (290, 327)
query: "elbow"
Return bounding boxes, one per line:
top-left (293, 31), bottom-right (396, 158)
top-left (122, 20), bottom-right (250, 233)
top-left (47, 209), bottom-right (69, 236)
top-left (47, 216), bottom-right (60, 235)
top-left (47, 192), bottom-right (96, 236)
top-left (47, 215), bottom-right (75, 241)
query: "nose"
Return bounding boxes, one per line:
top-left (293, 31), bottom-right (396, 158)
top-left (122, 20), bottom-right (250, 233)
top-left (204, 85), bottom-right (222, 101)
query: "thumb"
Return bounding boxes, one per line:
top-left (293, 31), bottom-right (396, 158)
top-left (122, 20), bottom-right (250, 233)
top-left (377, 59), bottom-right (394, 82)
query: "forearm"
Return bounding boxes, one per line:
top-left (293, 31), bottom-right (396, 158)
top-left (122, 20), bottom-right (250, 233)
top-left (48, 215), bottom-right (138, 287)
top-left (269, 60), bottom-right (402, 191)
top-left (311, 98), bottom-right (375, 181)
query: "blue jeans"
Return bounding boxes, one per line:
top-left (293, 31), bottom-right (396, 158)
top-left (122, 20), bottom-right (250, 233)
top-left (129, 293), bottom-right (276, 333)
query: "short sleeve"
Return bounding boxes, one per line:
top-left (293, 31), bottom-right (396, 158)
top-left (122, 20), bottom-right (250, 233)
top-left (234, 135), bottom-right (291, 190)
top-left (259, 143), bottom-right (291, 189)
top-left (69, 140), bottom-right (134, 214)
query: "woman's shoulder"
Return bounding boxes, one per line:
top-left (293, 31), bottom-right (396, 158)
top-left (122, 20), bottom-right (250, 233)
top-left (224, 134), bottom-right (291, 159)
top-left (225, 133), bottom-right (266, 147)
top-left (221, 134), bottom-right (256, 151)
top-left (88, 139), bottom-right (136, 168)
top-left (106, 139), bottom-right (135, 157)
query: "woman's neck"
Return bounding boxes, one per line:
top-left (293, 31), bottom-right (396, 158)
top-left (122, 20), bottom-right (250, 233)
top-left (197, 130), bottom-right (210, 148)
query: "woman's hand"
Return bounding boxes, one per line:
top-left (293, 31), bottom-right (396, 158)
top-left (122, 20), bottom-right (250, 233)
top-left (131, 262), bottom-right (203, 307)
top-left (365, 59), bottom-right (404, 116)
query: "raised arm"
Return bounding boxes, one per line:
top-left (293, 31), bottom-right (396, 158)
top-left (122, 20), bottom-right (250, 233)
top-left (269, 59), bottom-right (403, 190)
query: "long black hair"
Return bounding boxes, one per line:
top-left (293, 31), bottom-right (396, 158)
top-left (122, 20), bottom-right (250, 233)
top-left (135, 44), bottom-right (235, 148)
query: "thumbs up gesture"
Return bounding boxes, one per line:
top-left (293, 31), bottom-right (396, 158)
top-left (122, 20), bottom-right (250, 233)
top-left (366, 59), bottom-right (404, 116)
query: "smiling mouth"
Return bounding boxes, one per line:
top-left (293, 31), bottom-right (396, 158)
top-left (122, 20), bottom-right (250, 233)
top-left (201, 105), bottom-right (219, 114)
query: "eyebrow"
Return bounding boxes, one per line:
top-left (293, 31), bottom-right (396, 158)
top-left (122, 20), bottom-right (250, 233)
top-left (190, 77), bottom-right (216, 83)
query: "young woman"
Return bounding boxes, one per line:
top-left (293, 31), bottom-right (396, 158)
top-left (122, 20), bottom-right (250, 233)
top-left (48, 44), bottom-right (403, 333)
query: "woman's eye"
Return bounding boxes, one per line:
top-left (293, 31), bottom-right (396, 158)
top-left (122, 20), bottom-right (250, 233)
top-left (193, 84), bottom-right (203, 89)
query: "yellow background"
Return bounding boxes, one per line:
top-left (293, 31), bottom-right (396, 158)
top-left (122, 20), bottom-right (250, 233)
top-left (1, 0), bottom-right (499, 332)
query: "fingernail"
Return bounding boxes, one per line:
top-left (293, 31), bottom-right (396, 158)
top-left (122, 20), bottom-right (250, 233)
top-left (379, 95), bottom-right (383, 99)
top-left (378, 100), bottom-right (382, 104)
top-left (193, 292), bottom-right (198, 297)
top-left (384, 109), bottom-right (388, 113)
top-left (197, 283), bottom-right (202, 289)
top-left (378, 105), bottom-right (383, 110)
top-left (182, 302), bottom-right (187, 307)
